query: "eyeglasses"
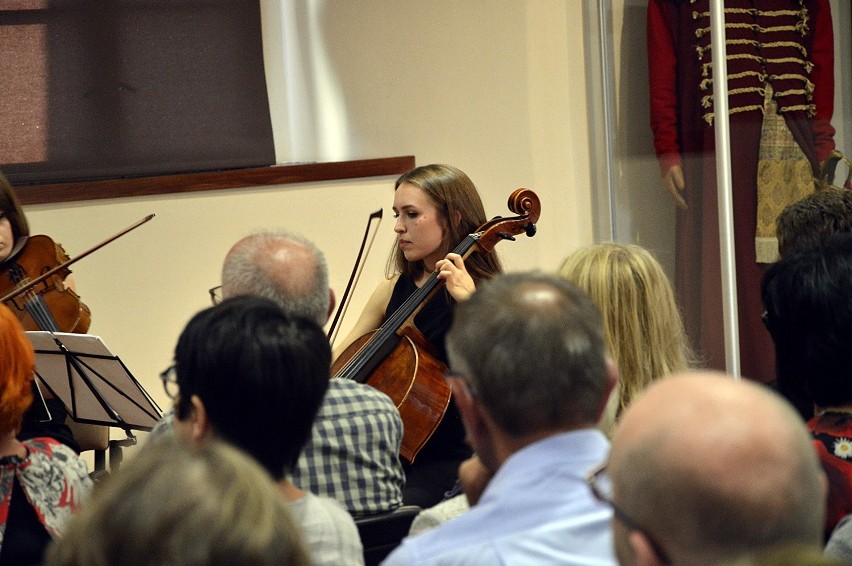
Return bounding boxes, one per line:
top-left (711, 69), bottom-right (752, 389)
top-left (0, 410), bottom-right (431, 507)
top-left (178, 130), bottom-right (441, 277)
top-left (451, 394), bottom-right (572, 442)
top-left (586, 462), bottom-right (671, 565)
top-left (209, 285), bottom-right (223, 305)
top-left (159, 364), bottom-right (179, 399)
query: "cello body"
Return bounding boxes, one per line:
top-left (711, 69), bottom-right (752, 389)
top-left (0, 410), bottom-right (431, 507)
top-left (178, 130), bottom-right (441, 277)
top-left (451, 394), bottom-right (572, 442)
top-left (336, 325), bottom-right (451, 463)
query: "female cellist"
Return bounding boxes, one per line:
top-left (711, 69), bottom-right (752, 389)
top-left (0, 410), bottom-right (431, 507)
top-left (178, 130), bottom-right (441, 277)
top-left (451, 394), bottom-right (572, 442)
top-left (0, 170), bottom-right (84, 450)
top-left (333, 164), bottom-right (502, 507)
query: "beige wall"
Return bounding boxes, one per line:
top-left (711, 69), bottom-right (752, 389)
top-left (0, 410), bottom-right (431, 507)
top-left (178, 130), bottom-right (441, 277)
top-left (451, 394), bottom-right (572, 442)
top-left (25, 1), bottom-right (594, 453)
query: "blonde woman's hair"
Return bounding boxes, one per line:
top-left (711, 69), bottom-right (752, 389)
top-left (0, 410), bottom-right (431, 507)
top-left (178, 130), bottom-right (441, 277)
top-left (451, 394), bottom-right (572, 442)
top-left (45, 439), bottom-right (310, 566)
top-left (558, 243), bottom-right (694, 420)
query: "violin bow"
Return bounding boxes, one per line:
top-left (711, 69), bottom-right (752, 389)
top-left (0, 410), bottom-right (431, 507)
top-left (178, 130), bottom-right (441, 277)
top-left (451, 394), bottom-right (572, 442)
top-left (327, 209), bottom-right (383, 346)
top-left (0, 214), bottom-right (156, 303)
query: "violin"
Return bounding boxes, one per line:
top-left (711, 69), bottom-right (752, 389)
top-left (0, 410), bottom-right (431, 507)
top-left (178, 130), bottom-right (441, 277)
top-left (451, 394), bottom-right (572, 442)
top-left (0, 214), bottom-right (155, 334)
top-left (332, 188), bottom-right (541, 463)
top-left (0, 235), bottom-right (91, 333)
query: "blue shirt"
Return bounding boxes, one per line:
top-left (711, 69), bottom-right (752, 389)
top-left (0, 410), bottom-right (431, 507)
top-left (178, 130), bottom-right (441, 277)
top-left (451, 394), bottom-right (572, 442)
top-left (383, 429), bottom-right (616, 565)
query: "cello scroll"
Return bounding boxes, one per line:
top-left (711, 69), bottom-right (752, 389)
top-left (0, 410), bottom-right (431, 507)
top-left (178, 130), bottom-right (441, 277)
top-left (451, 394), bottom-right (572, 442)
top-left (470, 188), bottom-right (541, 254)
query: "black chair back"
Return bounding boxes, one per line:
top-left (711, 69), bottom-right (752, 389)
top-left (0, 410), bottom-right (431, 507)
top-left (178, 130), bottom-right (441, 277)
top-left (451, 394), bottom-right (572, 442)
top-left (355, 505), bottom-right (422, 566)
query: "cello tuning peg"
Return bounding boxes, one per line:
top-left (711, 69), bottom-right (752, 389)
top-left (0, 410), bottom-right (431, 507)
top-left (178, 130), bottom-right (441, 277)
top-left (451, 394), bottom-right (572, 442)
top-left (525, 223), bottom-right (537, 237)
top-left (497, 232), bottom-right (516, 241)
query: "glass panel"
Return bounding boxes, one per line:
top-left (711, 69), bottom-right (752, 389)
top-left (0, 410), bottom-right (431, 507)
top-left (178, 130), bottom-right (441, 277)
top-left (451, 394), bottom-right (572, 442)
top-left (587, 0), bottom-right (850, 384)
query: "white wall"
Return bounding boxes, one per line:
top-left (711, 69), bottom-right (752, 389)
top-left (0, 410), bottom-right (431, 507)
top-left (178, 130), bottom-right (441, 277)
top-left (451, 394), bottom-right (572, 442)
top-left (261, 0), bottom-right (594, 264)
top-left (25, 1), bottom-right (594, 453)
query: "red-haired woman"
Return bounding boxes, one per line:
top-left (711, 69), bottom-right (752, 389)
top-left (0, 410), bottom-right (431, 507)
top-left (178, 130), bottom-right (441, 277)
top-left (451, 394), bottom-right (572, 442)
top-left (0, 303), bottom-right (91, 564)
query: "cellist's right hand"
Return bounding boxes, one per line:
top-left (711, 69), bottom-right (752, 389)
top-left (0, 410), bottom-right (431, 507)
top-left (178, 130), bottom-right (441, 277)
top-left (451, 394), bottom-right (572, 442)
top-left (663, 164), bottom-right (688, 210)
top-left (435, 253), bottom-right (475, 302)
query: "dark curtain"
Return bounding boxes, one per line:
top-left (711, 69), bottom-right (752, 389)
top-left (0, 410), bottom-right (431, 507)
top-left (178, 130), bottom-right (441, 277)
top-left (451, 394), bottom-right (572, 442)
top-left (0, 0), bottom-right (274, 185)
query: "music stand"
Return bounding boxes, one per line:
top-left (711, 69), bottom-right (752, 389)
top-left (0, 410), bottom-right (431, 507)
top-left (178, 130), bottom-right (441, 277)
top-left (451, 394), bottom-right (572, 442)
top-left (26, 331), bottom-right (162, 435)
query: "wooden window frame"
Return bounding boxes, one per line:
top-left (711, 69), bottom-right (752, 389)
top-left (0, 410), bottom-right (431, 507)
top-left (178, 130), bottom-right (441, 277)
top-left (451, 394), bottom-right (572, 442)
top-left (14, 156), bottom-right (416, 206)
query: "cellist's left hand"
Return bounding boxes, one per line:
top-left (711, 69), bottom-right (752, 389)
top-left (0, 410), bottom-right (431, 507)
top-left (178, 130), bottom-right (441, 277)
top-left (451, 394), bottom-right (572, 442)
top-left (435, 253), bottom-right (475, 302)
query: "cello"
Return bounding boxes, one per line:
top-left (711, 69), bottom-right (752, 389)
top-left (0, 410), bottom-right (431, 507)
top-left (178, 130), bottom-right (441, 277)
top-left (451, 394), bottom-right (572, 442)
top-left (332, 188), bottom-right (540, 463)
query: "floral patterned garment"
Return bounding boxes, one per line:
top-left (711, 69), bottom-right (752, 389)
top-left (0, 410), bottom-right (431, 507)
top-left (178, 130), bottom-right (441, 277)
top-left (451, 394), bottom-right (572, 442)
top-left (810, 413), bottom-right (852, 538)
top-left (0, 437), bottom-right (91, 551)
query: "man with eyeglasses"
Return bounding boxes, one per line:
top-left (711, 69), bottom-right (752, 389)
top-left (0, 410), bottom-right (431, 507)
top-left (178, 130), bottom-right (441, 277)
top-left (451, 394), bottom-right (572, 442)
top-left (167, 296), bottom-right (363, 566)
top-left (384, 272), bottom-right (619, 565)
top-left (605, 371), bottom-right (826, 566)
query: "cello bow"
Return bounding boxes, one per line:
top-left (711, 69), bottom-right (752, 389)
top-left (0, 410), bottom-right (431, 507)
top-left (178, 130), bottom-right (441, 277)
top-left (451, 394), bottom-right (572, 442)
top-left (327, 209), bottom-right (383, 345)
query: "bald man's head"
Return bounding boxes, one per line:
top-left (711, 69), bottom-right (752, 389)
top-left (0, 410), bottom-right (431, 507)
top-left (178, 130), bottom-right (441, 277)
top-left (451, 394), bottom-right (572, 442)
top-left (221, 231), bottom-right (332, 326)
top-left (609, 372), bottom-right (825, 566)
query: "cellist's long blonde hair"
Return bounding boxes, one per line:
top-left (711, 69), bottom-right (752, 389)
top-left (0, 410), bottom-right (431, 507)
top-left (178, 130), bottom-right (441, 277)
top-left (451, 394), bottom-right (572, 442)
top-left (558, 243), bottom-right (695, 430)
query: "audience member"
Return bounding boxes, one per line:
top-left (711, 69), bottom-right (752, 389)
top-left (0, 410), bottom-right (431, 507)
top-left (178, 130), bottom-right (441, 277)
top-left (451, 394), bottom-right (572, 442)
top-left (825, 513), bottom-right (852, 564)
top-left (721, 544), bottom-right (841, 566)
top-left (220, 230), bottom-right (334, 323)
top-left (776, 187), bottom-right (852, 258)
top-left (606, 372), bottom-right (825, 566)
top-left (410, 243), bottom-right (695, 535)
top-left (407, 487), bottom-right (470, 537)
top-left (222, 230), bottom-right (405, 516)
top-left (44, 438), bottom-right (310, 566)
top-left (558, 242), bottom-right (695, 435)
top-left (385, 272), bottom-right (618, 564)
top-left (770, 188), bottom-right (852, 421)
top-left (762, 233), bottom-right (852, 536)
top-left (151, 230), bottom-right (404, 516)
top-left (168, 296), bottom-right (363, 565)
top-left (0, 303), bottom-right (91, 564)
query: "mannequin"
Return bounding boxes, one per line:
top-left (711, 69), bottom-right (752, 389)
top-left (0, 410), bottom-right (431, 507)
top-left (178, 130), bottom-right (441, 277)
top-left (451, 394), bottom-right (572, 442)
top-left (647, 0), bottom-right (836, 382)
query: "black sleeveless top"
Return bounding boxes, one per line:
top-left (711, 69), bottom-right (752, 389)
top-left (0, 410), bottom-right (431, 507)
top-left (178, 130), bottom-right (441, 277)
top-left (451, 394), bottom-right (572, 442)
top-left (385, 275), bottom-right (471, 464)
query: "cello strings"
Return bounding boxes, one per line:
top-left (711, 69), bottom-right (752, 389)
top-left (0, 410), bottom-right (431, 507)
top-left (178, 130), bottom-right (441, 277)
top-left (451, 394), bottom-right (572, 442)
top-left (336, 234), bottom-right (479, 381)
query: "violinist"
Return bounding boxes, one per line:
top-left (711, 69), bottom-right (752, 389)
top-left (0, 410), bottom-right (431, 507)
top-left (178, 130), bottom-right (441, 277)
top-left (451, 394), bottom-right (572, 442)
top-left (333, 164), bottom-right (502, 508)
top-left (0, 170), bottom-right (82, 450)
top-left (0, 171), bottom-right (87, 325)
top-left (0, 171), bottom-right (30, 266)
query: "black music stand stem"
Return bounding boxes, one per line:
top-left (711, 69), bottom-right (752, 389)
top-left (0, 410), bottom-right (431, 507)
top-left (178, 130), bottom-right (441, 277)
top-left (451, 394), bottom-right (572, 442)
top-left (27, 331), bottom-right (162, 441)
